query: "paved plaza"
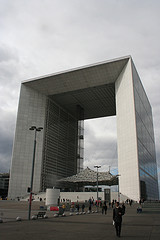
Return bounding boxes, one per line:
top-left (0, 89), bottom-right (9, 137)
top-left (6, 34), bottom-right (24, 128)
top-left (0, 201), bottom-right (160, 240)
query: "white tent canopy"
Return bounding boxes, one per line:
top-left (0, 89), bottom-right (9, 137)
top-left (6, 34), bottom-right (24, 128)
top-left (57, 167), bottom-right (118, 186)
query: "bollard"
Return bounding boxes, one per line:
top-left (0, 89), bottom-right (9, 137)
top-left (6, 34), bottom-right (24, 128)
top-left (54, 214), bottom-right (59, 217)
top-left (16, 216), bottom-right (22, 221)
top-left (31, 215), bottom-right (37, 220)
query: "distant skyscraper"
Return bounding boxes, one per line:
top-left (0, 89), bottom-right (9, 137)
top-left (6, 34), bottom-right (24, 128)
top-left (8, 56), bottom-right (159, 201)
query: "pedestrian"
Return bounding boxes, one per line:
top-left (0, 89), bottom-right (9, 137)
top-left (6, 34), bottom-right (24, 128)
top-left (113, 202), bottom-right (124, 237)
top-left (89, 204), bottom-right (91, 212)
top-left (57, 197), bottom-right (60, 206)
top-left (102, 203), bottom-right (104, 214)
top-left (77, 203), bottom-right (79, 212)
top-left (111, 200), bottom-right (114, 208)
top-left (71, 203), bottom-right (74, 212)
top-left (104, 204), bottom-right (107, 214)
top-left (122, 203), bottom-right (126, 215)
top-left (62, 204), bottom-right (66, 214)
top-left (82, 203), bottom-right (85, 212)
top-left (129, 199), bottom-right (133, 206)
top-left (76, 203), bottom-right (79, 212)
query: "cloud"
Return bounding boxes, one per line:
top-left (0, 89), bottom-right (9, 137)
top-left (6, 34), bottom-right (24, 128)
top-left (84, 117), bottom-right (118, 172)
top-left (0, 43), bottom-right (20, 172)
top-left (0, 0), bottom-right (160, 195)
top-left (0, 109), bottom-right (16, 173)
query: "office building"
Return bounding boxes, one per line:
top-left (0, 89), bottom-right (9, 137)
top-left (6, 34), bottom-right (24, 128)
top-left (8, 56), bottom-right (159, 201)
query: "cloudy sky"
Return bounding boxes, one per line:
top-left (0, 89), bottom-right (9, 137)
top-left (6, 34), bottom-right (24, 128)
top-left (0, 0), bottom-right (160, 191)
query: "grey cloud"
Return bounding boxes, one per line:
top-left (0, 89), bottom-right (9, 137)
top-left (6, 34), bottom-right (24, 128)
top-left (0, 153), bottom-right (11, 173)
top-left (0, 44), bottom-right (19, 63)
top-left (0, 111), bottom-right (15, 172)
top-left (0, 0), bottom-right (159, 197)
top-left (0, 43), bottom-right (21, 88)
top-left (84, 117), bottom-right (118, 172)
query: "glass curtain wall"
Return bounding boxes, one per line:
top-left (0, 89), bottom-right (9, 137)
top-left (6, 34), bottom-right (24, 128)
top-left (77, 105), bottom-right (84, 173)
top-left (41, 98), bottom-right (78, 191)
top-left (132, 64), bottom-right (159, 200)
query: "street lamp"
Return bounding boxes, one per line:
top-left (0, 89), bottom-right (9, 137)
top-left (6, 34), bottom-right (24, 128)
top-left (28, 126), bottom-right (43, 220)
top-left (117, 174), bottom-right (121, 202)
top-left (94, 165), bottom-right (101, 211)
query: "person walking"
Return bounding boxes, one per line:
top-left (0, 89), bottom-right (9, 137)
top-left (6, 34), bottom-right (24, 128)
top-left (77, 203), bottom-right (80, 212)
top-left (113, 202), bottom-right (124, 237)
top-left (62, 204), bottom-right (66, 214)
top-left (102, 203), bottom-right (104, 214)
top-left (89, 204), bottom-right (91, 212)
top-left (82, 203), bottom-right (85, 212)
top-left (122, 203), bottom-right (126, 215)
top-left (76, 203), bottom-right (79, 212)
top-left (104, 204), bottom-right (107, 214)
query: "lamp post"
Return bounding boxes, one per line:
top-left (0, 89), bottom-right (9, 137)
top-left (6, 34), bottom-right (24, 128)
top-left (94, 165), bottom-right (101, 211)
top-left (28, 126), bottom-right (43, 220)
top-left (117, 174), bottom-right (121, 202)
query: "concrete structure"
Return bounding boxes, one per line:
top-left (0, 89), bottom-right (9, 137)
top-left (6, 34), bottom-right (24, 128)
top-left (46, 188), bottom-right (60, 206)
top-left (19, 189), bottom-right (134, 204)
top-left (19, 189), bottom-right (113, 203)
top-left (8, 56), bottom-right (159, 201)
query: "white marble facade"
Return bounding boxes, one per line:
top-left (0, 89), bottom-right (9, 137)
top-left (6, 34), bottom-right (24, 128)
top-left (8, 56), bottom-right (159, 201)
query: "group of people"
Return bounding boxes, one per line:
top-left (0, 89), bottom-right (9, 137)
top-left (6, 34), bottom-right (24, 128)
top-left (125, 198), bottom-right (133, 206)
top-left (74, 203), bottom-right (85, 212)
top-left (63, 199), bottom-right (126, 238)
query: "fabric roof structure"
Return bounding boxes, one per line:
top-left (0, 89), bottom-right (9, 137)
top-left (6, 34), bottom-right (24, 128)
top-left (57, 167), bottom-right (118, 187)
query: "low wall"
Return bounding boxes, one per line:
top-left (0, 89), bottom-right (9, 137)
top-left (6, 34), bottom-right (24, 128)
top-left (60, 192), bottom-right (104, 203)
top-left (20, 190), bottom-right (129, 204)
